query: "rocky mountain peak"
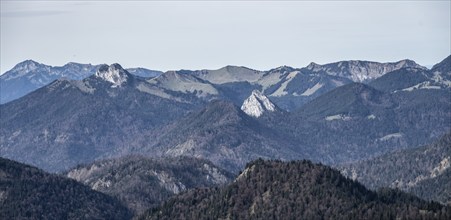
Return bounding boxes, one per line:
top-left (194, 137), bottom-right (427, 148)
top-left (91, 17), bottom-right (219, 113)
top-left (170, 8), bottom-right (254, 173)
top-left (241, 90), bottom-right (276, 118)
top-left (6, 59), bottom-right (44, 73)
top-left (158, 71), bottom-right (180, 80)
top-left (14, 59), bottom-right (43, 70)
top-left (397, 59), bottom-right (421, 67)
top-left (95, 63), bottom-right (130, 87)
top-left (1, 60), bottom-right (51, 82)
top-left (305, 62), bottom-right (321, 70)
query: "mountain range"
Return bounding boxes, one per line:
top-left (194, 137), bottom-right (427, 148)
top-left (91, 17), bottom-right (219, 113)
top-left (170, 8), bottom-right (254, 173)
top-left (1, 58), bottom-right (429, 109)
top-left (1, 55), bottom-right (450, 219)
top-left (1, 56), bottom-right (450, 173)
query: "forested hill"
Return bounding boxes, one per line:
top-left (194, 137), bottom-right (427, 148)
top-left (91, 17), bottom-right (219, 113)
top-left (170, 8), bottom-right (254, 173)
top-left (0, 157), bottom-right (132, 220)
top-left (339, 132), bottom-right (451, 204)
top-left (140, 159), bottom-right (450, 220)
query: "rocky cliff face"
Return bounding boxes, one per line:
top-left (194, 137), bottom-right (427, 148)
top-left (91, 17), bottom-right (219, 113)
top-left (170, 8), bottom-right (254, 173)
top-left (95, 63), bottom-right (131, 87)
top-left (241, 90), bottom-right (277, 118)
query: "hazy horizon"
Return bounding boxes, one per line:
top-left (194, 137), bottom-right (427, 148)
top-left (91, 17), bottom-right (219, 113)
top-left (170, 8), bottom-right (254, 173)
top-left (1, 1), bottom-right (450, 73)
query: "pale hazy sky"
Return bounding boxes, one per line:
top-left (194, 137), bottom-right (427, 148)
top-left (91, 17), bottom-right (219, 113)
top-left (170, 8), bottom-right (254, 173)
top-left (1, 0), bottom-right (450, 73)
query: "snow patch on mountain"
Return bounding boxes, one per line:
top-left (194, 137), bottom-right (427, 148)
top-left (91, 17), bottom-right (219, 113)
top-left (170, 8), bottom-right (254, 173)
top-left (258, 71), bottom-right (284, 92)
top-left (270, 70), bottom-right (299, 97)
top-left (325, 114), bottom-right (352, 121)
top-left (297, 83), bottom-right (323, 96)
top-left (332, 79), bottom-right (346, 87)
top-left (95, 64), bottom-right (129, 87)
top-left (126, 67), bottom-right (162, 78)
top-left (149, 71), bottom-right (218, 97)
top-left (241, 90), bottom-right (276, 118)
top-left (379, 133), bottom-right (403, 141)
top-left (194, 66), bottom-right (263, 84)
top-left (401, 81), bottom-right (442, 92)
top-left (137, 83), bottom-right (170, 98)
top-left (367, 114), bottom-right (376, 120)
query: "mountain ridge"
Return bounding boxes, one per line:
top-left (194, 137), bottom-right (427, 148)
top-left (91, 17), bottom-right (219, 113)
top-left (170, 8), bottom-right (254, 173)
top-left (2, 57), bottom-right (434, 107)
top-left (304, 59), bottom-right (425, 82)
top-left (1, 56), bottom-right (450, 173)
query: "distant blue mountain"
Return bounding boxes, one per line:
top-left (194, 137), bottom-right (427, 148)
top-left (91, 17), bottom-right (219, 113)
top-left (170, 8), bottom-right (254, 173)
top-left (0, 60), bottom-right (98, 103)
top-left (0, 60), bottom-right (162, 103)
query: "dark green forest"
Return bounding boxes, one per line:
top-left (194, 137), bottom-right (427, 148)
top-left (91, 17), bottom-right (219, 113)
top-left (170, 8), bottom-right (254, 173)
top-left (0, 157), bottom-right (132, 220)
top-left (140, 159), bottom-right (451, 220)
